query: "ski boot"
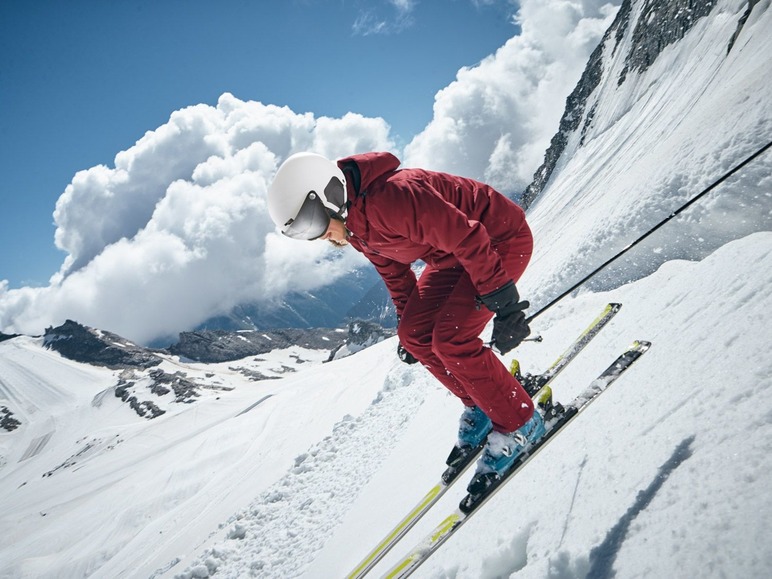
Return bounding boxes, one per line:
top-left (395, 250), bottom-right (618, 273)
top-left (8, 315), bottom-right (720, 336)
top-left (441, 405), bottom-right (492, 484)
top-left (464, 408), bottom-right (546, 502)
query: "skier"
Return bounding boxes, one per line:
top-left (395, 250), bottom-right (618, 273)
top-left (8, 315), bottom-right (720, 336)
top-left (267, 151), bottom-right (545, 483)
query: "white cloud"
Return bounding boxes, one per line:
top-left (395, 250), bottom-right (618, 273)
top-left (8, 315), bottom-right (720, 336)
top-left (0, 94), bottom-right (389, 343)
top-left (403, 0), bottom-right (620, 193)
top-left (352, 0), bottom-right (415, 35)
top-left (53, 104), bottom-right (230, 277)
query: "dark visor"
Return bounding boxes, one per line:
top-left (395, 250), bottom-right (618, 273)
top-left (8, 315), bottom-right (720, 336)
top-left (282, 191), bottom-right (331, 240)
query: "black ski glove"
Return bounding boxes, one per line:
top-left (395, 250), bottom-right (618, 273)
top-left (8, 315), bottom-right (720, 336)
top-left (397, 343), bottom-right (419, 365)
top-left (479, 281), bottom-right (530, 355)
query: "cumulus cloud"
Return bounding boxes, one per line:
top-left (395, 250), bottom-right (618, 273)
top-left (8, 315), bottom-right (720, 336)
top-left (403, 0), bottom-right (620, 193)
top-left (0, 94), bottom-right (390, 343)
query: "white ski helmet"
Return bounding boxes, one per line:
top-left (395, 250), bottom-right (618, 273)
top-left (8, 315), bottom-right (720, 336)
top-left (268, 152), bottom-right (348, 240)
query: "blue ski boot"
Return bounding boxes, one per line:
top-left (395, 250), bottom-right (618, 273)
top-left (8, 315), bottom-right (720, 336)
top-left (467, 409), bottom-right (546, 494)
top-left (442, 406), bottom-right (492, 484)
top-left (457, 405), bottom-right (493, 448)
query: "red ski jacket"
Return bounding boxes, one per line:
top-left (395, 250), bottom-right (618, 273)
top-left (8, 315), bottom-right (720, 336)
top-left (337, 152), bottom-right (529, 317)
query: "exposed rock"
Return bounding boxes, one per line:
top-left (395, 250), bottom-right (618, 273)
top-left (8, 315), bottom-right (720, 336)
top-left (522, 38), bottom-right (608, 208)
top-left (44, 320), bottom-right (162, 369)
top-left (1, 405), bottom-right (21, 432)
top-left (36, 318), bottom-right (390, 419)
top-left (522, 1), bottom-right (631, 208)
top-left (168, 327), bottom-right (350, 363)
top-left (114, 380), bottom-right (166, 419)
top-left (618, 0), bottom-right (717, 85)
top-left (113, 367), bottom-right (208, 419)
top-left (0, 332), bottom-right (19, 343)
top-left (228, 367), bottom-right (280, 382)
top-left (523, 0), bottom-right (717, 207)
top-left (347, 319), bottom-right (393, 347)
top-left (328, 319), bottom-right (395, 361)
top-left (146, 369), bottom-right (202, 402)
top-left (728, 0), bottom-right (760, 54)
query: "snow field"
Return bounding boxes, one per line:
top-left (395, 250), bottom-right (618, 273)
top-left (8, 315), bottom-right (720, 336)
top-left (170, 357), bottom-right (433, 578)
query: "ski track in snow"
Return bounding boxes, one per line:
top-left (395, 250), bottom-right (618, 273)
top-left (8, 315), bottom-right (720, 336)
top-left (170, 363), bottom-right (429, 579)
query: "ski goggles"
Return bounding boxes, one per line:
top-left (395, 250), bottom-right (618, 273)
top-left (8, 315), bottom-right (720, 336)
top-left (281, 191), bottom-right (331, 240)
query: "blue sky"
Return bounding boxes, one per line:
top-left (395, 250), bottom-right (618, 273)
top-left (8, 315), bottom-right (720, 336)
top-left (1, 0), bottom-right (518, 289)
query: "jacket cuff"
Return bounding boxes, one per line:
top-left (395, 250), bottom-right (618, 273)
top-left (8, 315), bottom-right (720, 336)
top-left (479, 280), bottom-right (518, 313)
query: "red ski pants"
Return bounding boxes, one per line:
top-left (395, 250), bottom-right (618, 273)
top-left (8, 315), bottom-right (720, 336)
top-left (397, 225), bottom-right (534, 433)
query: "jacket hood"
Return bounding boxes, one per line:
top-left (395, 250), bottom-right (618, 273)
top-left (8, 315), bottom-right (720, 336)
top-left (337, 152), bottom-right (401, 198)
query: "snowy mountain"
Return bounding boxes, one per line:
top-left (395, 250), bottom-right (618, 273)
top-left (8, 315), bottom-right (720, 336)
top-left (523, 0), bottom-right (719, 206)
top-left (521, 0), bottom-right (771, 315)
top-left (1, 1), bottom-right (770, 578)
top-left (192, 265), bottom-right (395, 337)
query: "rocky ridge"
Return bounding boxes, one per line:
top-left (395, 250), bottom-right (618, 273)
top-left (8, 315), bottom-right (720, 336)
top-left (36, 319), bottom-right (392, 420)
top-left (44, 320), bottom-right (163, 370)
top-left (522, 0), bottom-right (721, 207)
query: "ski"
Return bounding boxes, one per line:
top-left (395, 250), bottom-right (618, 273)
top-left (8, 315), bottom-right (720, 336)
top-left (515, 302), bottom-right (623, 397)
top-left (382, 340), bottom-right (651, 579)
top-left (344, 303), bottom-right (622, 579)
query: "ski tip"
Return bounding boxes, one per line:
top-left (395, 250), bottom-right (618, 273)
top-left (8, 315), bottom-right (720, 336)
top-left (632, 340), bottom-right (652, 351)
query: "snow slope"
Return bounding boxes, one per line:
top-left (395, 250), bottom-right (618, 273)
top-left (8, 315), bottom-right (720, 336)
top-left (1, 0), bottom-right (771, 577)
top-left (306, 232), bottom-right (772, 579)
top-left (0, 341), bottom-right (398, 578)
top-left (2, 232), bottom-right (769, 579)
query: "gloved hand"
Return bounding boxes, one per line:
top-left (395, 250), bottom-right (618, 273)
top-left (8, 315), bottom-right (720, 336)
top-left (397, 343), bottom-right (419, 365)
top-left (479, 281), bottom-right (530, 355)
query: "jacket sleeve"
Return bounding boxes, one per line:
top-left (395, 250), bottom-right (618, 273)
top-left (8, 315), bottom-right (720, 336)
top-left (367, 182), bottom-right (512, 296)
top-left (363, 249), bottom-right (417, 318)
